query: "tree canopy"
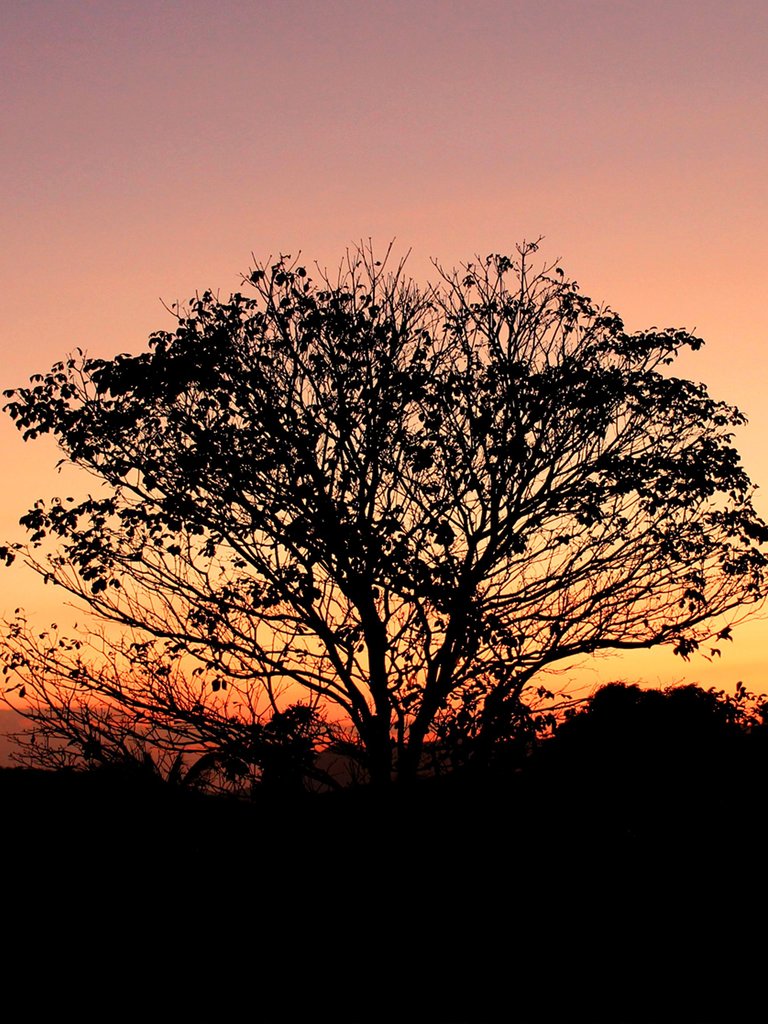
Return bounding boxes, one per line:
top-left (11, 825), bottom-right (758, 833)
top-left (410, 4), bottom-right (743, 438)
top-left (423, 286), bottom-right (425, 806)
top-left (2, 242), bottom-right (767, 785)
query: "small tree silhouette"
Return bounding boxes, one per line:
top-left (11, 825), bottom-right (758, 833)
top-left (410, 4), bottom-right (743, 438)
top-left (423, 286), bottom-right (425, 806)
top-left (2, 241), bottom-right (767, 784)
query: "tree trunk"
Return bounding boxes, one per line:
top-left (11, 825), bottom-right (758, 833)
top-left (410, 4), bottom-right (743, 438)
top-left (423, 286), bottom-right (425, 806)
top-left (363, 714), bottom-right (392, 786)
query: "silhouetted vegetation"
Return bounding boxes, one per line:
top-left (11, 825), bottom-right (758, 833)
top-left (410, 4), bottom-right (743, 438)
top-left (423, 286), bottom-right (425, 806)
top-left (2, 241), bottom-right (767, 788)
top-left (526, 681), bottom-right (768, 847)
top-left (3, 679), bottom-right (767, 1021)
top-left (0, 623), bottom-right (334, 795)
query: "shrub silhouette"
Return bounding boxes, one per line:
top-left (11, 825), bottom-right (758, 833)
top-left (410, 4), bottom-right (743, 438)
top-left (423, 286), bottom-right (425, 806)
top-left (529, 681), bottom-right (768, 851)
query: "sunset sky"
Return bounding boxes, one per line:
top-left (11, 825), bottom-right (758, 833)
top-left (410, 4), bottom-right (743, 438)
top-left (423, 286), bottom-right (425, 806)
top-left (2, 0), bottom-right (767, 706)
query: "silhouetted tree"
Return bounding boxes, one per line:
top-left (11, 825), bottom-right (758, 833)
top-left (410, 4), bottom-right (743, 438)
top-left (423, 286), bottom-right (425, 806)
top-left (2, 242), bottom-right (767, 784)
top-left (538, 681), bottom-right (768, 841)
top-left (553, 681), bottom-right (745, 765)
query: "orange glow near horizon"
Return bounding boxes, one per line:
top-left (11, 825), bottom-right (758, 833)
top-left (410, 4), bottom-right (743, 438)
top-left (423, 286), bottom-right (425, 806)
top-left (3, 0), bottom-right (768, 736)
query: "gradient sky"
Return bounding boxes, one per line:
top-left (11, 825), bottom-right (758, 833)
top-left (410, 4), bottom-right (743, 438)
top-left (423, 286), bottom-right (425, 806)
top-left (2, 0), bottom-right (767, 703)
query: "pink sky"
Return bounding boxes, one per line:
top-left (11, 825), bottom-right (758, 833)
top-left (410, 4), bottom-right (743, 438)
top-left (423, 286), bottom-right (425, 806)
top-left (2, 0), bottom-right (767, 714)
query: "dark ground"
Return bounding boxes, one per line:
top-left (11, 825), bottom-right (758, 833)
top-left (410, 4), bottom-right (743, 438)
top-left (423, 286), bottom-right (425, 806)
top-left (2, 736), bottom-right (766, 1024)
